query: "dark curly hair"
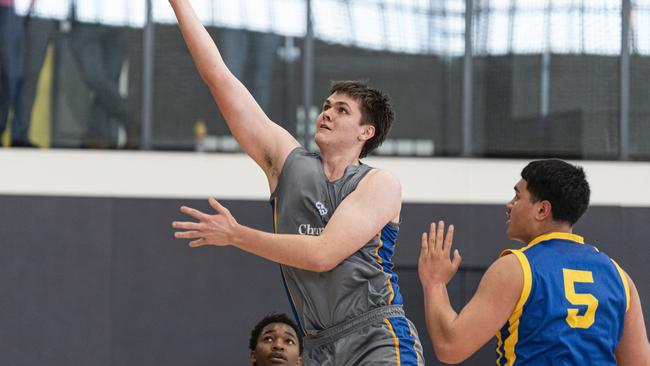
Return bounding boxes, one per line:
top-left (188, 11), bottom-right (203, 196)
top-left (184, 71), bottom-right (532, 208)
top-left (249, 313), bottom-right (303, 355)
top-left (329, 80), bottom-right (394, 158)
top-left (521, 159), bottom-right (590, 225)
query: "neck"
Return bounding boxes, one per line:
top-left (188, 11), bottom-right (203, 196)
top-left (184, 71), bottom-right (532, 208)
top-left (528, 221), bottom-right (573, 243)
top-left (319, 149), bottom-right (361, 181)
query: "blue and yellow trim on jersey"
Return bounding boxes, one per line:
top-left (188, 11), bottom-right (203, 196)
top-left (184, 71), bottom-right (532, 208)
top-left (496, 248), bottom-right (532, 365)
top-left (518, 232), bottom-right (585, 252)
top-left (375, 223), bottom-right (403, 305)
top-left (384, 316), bottom-right (423, 366)
top-left (377, 223), bottom-right (422, 365)
top-left (611, 259), bottom-right (630, 312)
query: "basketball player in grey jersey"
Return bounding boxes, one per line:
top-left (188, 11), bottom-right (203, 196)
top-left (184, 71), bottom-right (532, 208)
top-left (169, 1), bottom-right (424, 364)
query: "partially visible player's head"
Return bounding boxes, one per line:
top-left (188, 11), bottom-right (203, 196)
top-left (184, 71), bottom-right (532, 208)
top-left (325, 81), bottom-right (394, 158)
top-left (506, 159), bottom-right (590, 243)
top-left (249, 313), bottom-right (302, 366)
top-left (522, 159), bottom-right (590, 224)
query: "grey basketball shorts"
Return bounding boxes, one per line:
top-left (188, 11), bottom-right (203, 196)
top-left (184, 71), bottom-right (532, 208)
top-left (301, 305), bottom-right (425, 366)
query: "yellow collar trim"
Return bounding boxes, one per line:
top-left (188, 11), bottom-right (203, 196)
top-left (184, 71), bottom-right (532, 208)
top-left (523, 232), bottom-right (584, 251)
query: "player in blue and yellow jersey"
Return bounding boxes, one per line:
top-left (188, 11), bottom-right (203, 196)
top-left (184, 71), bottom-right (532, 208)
top-left (168, 1), bottom-right (424, 364)
top-left (418, 159), bottom-right (650, 365)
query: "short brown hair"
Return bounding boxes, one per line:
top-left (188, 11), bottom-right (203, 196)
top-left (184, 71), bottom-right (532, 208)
top-left (329, 80), bottom-right (394, 158)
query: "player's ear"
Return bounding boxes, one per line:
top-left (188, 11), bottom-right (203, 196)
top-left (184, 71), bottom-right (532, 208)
top-left (250, 351), bottom-right (257, 364)
top-left (536, 200), bottom-right (552, 220)
top-left (358, 124), bottom-right (375, 142)
top-left (296, 356), bottom-right (303, 365)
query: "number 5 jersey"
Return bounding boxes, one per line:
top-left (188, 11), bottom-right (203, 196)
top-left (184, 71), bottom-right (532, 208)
top-left (497, 232), bottom-right (629, 365)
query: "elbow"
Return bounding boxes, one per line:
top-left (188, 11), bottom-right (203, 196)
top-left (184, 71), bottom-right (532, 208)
top-left (434, 342), bottom-right (470, 364)
top-left (303, 235), bottom-right (348, 272)
top-left (306, 251), bottom-right (339, 273)
top-left (308, 256), bottom-right (337, 273)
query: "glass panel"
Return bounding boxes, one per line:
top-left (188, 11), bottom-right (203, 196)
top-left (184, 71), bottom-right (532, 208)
top-left (309, 0), bottom-right (464, 156)
top-left (151, 2), bottom-right (286, 150)
top-left (76, 0), bottom-right (146, 26)
top-left (15, 0), bottom-right (72, 19)
top-left (272, 0), bottom-right (306, 36)
top-left (471, 0), bottom-right (622, 159)
top-left (549, 2), bottom-right (621, 159)
top-left (5, 0), bottom-right (648, 161)
top-left (2, 1), bottom-right (143, 148)
top-left (349, 2), bottom-right (384, 50)
top-left (55, 22), bottom-right (142, 148)
top-left (312, 0), bottom-right (353, 44)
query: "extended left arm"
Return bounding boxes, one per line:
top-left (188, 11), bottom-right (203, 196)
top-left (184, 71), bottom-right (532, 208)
top-left (418, 223), bottom-right (523, 364)
top-left (172, 169), bottom-right (401, 272)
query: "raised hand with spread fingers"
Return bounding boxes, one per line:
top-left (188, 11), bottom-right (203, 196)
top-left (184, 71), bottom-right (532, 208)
top-left (172, 197), bottom-right (239, 248)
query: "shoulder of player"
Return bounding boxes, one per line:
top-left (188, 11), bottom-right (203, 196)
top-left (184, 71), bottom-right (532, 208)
top-left (486, 253), bottom-right (522, 278)
top-left (479, 254), bottom-right (524, 298)
top-left (352, 169), bottom-right (401, 201)
top-left (361, 168), bottom-right (401, 189)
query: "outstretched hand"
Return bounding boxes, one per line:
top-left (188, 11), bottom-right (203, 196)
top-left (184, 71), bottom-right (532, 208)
top-left (418, 221), bottom-right (462, 287)
top-left (172, 197), bottom-right (239, 247)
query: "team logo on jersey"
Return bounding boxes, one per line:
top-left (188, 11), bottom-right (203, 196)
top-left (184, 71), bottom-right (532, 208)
top-left (315, 201), bottom-right (328, 216)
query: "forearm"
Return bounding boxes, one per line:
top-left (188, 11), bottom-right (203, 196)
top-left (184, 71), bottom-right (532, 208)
top-left (169, 0), bottom-right (286, 173)
top-left (169, 0), bottom-right (230, 85)
top-left (423, 283), bottom-right (465, 363)
top-left (232, 225), bottom-right (333, 272)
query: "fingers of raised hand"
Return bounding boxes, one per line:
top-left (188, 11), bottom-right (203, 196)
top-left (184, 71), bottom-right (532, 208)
top-left (172, 221), bottom-right (201, 231)
top-left (189, 238), bottom-right (208, 247)
top-left (180, 206), bottom-right (208, 220)
top-left (420, 232), bottom-right (429, 257)
top-left (452, 249), bottom-right (462, 268)
top-left (428, 222), bottom-right (436, 250)
top-left (208, 197), bottom-right (229, 215)
top-left (435, 220), bottom-right (446, 252)
top-left (443, 224), bottom-right (454, 253)
top-left (174, 230), bottom-right (202, 239)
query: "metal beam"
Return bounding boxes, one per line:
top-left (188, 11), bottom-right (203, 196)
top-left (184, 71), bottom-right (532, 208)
top-left (461, 0), bottom-right (474, 157)
top-left (141, 0), bottom-right (154, 150)
top-left (301, 0), bottom-right (314, 148)
top-left (540, 0), bottom-right (551, 118)
top-left (620, 0), bottom-right (630, 160)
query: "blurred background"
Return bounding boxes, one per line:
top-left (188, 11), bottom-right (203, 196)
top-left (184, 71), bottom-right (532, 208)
top-left (1, 0), bottom-right (649, 365)
top-left (2, 0), bottom-right (649, 159)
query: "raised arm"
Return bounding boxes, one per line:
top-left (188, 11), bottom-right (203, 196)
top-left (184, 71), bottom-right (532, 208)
top-left (417, 222), bottom-right (522, 364)
top-left (169, 0), bottom-right (299, 190)
top-left (615, 273), bottom-right (650, 365)
top-left (172, 169), bottom-right (401, 271)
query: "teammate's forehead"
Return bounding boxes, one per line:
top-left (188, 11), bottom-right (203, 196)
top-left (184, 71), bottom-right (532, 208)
top-left (261, 322), bottom-right (297, 338)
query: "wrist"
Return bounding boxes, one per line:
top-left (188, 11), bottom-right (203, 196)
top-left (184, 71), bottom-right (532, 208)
top-left (423, 281), bottom-right (447, 294)
top-left (231, 222), bottom-right (259, 250)
top-left (230, 223), bottom-right (247, 248)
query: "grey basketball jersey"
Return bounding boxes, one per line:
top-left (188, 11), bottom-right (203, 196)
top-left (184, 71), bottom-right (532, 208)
top-left (272, 147), bottom-right (404, 335)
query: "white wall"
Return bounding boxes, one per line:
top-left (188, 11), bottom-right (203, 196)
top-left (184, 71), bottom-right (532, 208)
top-left (1, 149), bottom-right (648, 206)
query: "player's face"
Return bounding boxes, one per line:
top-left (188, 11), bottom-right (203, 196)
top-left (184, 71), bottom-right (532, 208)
top-left (505, 179), bottom-right (538, 244)
top-left (250, 323), bottom-right (301, 366)
top-left (314, 92), bottom-right (373, 154)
